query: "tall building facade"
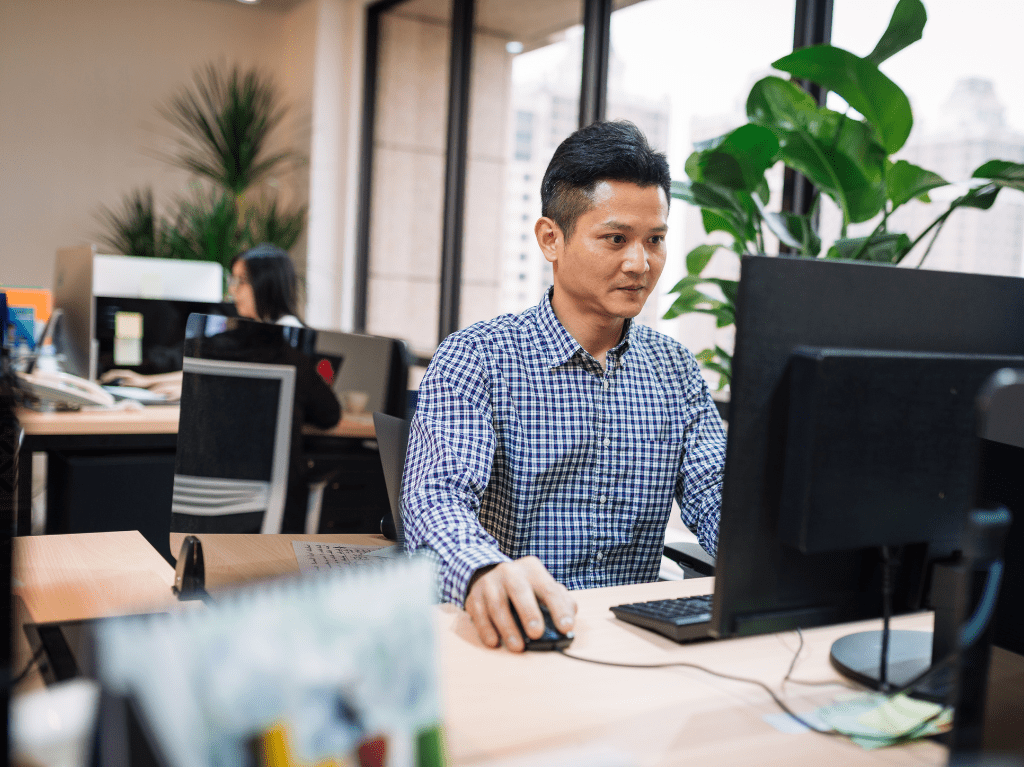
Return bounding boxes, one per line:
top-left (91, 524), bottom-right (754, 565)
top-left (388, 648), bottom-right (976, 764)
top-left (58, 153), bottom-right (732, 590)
top-left (892, 78), bottom-right (1024, 277)
top-left (499, 74), bottom-right (670, 324)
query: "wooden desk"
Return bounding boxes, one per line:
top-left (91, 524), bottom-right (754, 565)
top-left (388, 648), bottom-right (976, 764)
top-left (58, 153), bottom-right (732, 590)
top-left (16, 404), bottom-right (376, 439)
top-left (13, 530), bottom-right (178, 624)
top-left (168, 535), bottom-right (945, 767)
top-left (13, 532), bottom-right (948, 766)
top-left (15, 406), bottom-right (377, 539)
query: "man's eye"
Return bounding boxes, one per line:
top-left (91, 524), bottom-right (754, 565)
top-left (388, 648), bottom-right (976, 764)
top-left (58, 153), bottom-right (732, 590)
top-left (608, 234), bottom-right (626, 244)
top-left (650, 235), bottom-right (665, 245)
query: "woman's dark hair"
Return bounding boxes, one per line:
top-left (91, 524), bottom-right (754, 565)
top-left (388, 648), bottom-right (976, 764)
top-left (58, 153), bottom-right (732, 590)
top-left (231, 243), bottom-right (302, 323)
top-left (541, 120), bottom-right (671, 240)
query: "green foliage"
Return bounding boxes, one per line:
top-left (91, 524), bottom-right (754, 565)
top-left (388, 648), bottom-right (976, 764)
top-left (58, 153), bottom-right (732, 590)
top-left (164, 189), bottom-right (242, 269)
top-left (666, 0), bottom-right (1024, 388)
top-left (95, 63), bottom-right (306, 270)
top-left (95, 187), bottom-right (172, 259)
top-left (242, 197), bottom-right (308, 253)
top-left (162, 64), bottom-right (296, 196)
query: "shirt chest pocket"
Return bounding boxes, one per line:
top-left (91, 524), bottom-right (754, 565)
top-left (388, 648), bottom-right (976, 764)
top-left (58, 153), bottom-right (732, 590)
top-left (611, 394), bottom-right (683, 507)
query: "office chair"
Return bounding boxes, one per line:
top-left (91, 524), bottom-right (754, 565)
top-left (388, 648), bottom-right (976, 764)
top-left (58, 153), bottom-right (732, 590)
top-left (373, 411), bottom-right (409, 546)
top-left (662, 540), bottom-right (716, 578)
top-left (171, 356), bottom-right (297, 535)
top-left (371, 411), bottom-right (717, 577)
top-left (305, 335), bottom-right (412, 535)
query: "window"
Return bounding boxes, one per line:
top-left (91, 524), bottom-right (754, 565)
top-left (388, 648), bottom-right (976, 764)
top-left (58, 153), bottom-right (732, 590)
top-left (357, 0), bottom-right (816, 357)
top-left (829, 0), bottom-right (1024, 278)
top-left (607, 0), bottom-right (794, 365)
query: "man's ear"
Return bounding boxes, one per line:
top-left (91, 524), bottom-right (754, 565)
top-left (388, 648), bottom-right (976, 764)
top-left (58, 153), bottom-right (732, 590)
top-left (535, 217), bottom-right (563, 265)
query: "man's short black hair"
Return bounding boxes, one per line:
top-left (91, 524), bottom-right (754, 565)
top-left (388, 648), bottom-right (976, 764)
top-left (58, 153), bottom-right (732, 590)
top-left (540, 120), bottom-right (671, 240)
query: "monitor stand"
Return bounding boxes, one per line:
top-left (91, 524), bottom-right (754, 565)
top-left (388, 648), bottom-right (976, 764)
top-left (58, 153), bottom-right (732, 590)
top-left (830, 630), bottom-right (940, 695)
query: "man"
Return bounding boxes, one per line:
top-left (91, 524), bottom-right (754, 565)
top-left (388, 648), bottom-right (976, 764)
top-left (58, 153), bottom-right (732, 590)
top-left (402, 121), bottom-right (727, 652)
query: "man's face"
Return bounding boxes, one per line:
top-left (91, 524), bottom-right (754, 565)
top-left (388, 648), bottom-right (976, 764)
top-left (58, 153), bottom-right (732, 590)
top-left (543, 180), bottom-right (668, 324)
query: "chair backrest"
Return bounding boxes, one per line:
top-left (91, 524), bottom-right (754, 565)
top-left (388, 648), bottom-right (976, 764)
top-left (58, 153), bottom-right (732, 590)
top-left (170, 313), bottom-right (330, 535)
top-left (372, 412), bottom-right (410, 549)
top-left (172, 355), bottom-right (296, 535)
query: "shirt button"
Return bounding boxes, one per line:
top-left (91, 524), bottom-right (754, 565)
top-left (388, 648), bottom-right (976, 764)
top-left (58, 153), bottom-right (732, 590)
top-left (599, 495), bottom-right (607, 504)
top-left (596, 552), bottom-right (604, 561)
top-left (603, 437), bottom-right (611, 447)
top-left (603, 380), bottom-right (609, 389)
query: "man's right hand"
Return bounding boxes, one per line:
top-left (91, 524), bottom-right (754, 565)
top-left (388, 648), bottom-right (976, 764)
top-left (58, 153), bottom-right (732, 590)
top-left (464, 556), bottom-right (576, 652)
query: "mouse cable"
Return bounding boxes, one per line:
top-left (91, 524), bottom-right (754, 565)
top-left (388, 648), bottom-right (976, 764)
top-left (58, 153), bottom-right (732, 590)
top-left (779, 628), bottom-right (856, 689)
top-left (556, 645), bottom-right (948, 746)
top-left (11, 644), bottom-right (47, 688)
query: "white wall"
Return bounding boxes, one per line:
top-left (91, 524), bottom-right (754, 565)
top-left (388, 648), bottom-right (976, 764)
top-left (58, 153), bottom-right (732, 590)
top-left (0, 0), bottom-right (365, 331)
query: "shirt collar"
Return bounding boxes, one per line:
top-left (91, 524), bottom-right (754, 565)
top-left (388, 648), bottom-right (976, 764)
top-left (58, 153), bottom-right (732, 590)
top-left (537, 288), bottom-right (634, 369)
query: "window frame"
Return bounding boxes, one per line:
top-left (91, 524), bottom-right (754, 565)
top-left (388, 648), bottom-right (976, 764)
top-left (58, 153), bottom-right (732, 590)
top-left (353, 0), bottom-right (833, 343)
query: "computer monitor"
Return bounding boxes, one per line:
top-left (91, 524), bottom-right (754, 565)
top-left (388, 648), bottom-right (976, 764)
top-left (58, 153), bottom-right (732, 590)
top-left (298, 328), bottom-right (411, 419)
top-left (709, 256), bottom-right (1024, 682)
top-left (93, 296), bottom-right (236, 376)
top-left (54, 246), bottom-right (227, 380)
top-left (975, 371), bottom-right (1023, 658)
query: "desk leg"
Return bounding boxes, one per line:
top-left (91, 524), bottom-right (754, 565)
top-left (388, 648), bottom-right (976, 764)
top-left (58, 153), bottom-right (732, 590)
top-left (16, 445), bottom-right (32, 536)
top-left (3, 404), bottom-right (23, 534)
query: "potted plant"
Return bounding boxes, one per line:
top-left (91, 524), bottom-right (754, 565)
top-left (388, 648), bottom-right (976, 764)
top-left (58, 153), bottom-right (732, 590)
top-left (96, 64), bottom-right (307, 271)
top-left (666, 0), bottom-right (1024, 389)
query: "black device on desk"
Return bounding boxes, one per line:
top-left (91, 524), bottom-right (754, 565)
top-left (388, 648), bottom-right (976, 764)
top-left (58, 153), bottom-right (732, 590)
top-left (613, 256), bottom-right (1024, 672)
top-left (93, 297), bottom-right (237, 377)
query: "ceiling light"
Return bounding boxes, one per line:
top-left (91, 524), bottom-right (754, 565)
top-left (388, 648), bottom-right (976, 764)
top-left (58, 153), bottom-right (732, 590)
top-left (506, 41), bottom-right (523, 54)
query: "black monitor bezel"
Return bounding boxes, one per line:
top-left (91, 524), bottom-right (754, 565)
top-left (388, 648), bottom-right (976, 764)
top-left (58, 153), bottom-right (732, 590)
top-left (711, 255), bottom-right (1024, 639)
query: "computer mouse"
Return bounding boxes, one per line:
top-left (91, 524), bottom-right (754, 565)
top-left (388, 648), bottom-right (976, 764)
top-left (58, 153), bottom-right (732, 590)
top-left (509, 601), bottom-right (574, 651)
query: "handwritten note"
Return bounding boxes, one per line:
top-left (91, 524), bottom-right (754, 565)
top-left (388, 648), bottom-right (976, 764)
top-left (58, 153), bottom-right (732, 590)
top-left (293, 541), bottom-right (398, 573)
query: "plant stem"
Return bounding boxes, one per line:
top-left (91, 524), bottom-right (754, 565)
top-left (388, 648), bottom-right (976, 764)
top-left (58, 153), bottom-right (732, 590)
top-left (906, 207), bottom-right (954, 259)
top-left (914, 214), bottom-right (948, 269)
top-left (849, 213), bottom-right (889, 261)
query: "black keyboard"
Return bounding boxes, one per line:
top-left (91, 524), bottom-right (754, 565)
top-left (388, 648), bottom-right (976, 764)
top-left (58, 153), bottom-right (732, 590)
top-left (610, 594), bottom-right (713, 642)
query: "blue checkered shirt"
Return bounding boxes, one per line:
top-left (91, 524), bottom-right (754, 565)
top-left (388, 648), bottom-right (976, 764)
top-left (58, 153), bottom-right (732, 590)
top-left (402, 290), bottom-right (727, 605)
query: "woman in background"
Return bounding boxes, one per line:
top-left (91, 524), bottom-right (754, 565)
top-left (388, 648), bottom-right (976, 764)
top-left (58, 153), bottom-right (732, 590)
top-left (101, 243), bottom-right (308, 398)
top-left (228, 242), bottom-right (304, 327)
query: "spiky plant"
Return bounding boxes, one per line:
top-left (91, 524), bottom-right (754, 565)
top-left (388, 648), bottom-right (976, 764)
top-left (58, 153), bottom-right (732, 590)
top-left (95, 187), bottom-right (171, 259)
top-left (161, 64), bottom-right (297, 197)
top-left (164, 187), bottom-right (243, 270)
top-left (241, 196), bottom-right (307, 252)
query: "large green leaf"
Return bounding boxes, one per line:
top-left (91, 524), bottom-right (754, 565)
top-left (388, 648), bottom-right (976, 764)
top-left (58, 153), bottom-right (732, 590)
top-left (670, 179), bottom-right (696, 202)
top-left (973, 160), bottom-right (1024, 192)
top-left (681, 181), bottom-right (759, 246)
top-left (886, 160), bottom-right (948, 209)
top-left (827, 232), bottom-right (912, 263)
top-left (752, 195), bottom-right (802, 249)
top-left (686, 244), bottom-right (721, 276)
top-left (747, 76), bottom-right (887, 224)
top-left (677, 180), bottom-right (738, 213)
top-left (772, 45), bottom-right (913, 154)
top-left (691, 124), bottom-right (779, 193)
top-left (865, 0), bottom-right (927, 66)
top-left (950, 184), bottom-right (1000, 211)
top-left (747, 75), bottom-right (819, 133)
top-left (781, 211), bottom-right (822, 256)
top-left (702, 209), bottom-right (742, 241)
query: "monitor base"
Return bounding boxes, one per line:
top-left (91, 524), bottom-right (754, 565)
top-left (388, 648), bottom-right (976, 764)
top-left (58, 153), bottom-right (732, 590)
top-left (830, 629), bottom-right (948, 699)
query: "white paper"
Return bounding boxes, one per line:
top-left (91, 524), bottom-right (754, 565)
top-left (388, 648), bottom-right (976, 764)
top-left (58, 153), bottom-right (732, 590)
top-left (292, 541), bottom-right (399, 573)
